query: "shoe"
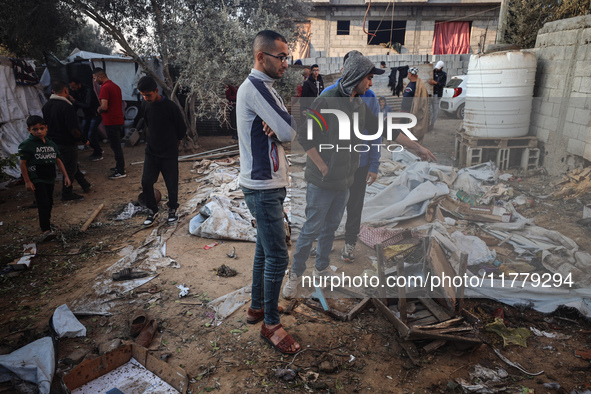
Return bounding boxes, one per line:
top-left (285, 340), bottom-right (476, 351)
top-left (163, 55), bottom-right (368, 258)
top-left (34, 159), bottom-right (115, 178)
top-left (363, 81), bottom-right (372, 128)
top-left (260, 323), bottom-right (300, 355)
top-left (282, 271), bottom-right (301, 299)
top-left (109, 171), bottom-right (127, 180)
top-left (135, 320), bottom-right (158, 348)
top-left (341, 243), bottom-right (356, 263)
top-left (62, 193), bottom-right (84, 201)
top-left (40, 230), bottom-right (57, 243)
top-left (313, 267), bottom-right (338, 279)
top-left (82, 184), bottom-right (92, 193)
top-left (89, 155), bottom-right (103, 162)
top-left (130, 314), bottom-right (149, 337)
top-left (167, 208), bottom-right (178, 223)
top-left (246, 306), bottom-right (284, 325)
top-left (143, 211), bottom-right (158, 226)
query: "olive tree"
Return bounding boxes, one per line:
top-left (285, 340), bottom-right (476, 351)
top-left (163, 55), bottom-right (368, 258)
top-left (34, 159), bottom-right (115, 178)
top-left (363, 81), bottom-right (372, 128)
top-left (61, 0), bottom-right (310, 146)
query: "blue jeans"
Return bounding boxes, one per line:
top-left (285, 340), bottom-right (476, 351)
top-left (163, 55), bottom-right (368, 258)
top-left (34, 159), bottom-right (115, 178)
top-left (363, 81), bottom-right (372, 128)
top-left (242, 187), bottom-right (289, 325)
top-left (83, 115), bottom-right (102, 156)
top-left (291, 183), bottom-right (349, 277)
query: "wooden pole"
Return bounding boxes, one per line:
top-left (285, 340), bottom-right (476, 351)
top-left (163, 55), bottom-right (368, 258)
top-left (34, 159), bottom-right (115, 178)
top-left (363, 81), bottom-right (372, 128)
top-left (80, 204), bottom-right (104, 232)
top-left (456, 252), bottom-right (468, 315)
top-left (496, 0), bottom-right (509, 43)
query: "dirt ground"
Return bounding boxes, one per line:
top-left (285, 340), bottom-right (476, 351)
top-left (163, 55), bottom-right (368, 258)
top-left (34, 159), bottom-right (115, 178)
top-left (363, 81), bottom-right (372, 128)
top-left (1, 118), bottom-right (590, 394)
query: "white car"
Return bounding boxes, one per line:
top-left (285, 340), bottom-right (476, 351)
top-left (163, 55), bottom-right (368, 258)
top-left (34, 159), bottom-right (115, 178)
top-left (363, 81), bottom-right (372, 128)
top-left (439, 75), bottom-right (467, 119)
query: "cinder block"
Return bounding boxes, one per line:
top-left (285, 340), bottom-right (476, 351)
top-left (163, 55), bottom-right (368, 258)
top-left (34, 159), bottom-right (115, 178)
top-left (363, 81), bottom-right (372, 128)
top-left (568, 137), bottom-right (585, 156)
top-left (573, 107), bottom-right (590, 125)
top-left (564, 121), bottom-right (580, 138)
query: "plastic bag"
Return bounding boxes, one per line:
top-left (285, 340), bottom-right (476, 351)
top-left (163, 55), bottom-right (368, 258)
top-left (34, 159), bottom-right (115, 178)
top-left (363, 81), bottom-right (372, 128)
top-left (451, 231), bottom-right (496, 266)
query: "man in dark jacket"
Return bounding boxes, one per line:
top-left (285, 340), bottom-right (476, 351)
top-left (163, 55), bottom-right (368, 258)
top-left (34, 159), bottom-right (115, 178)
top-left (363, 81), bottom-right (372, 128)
top-left (300, 64), bottom-right (324, 97)
top-left (428, 60), bottom-right (447, 128)
top-left (283, 51), bottom-right (384, 298)
top-left (42, 81), bottom-right (91, 200)
top-left (69, 77), bottom-right (103, 160)
top-left (137, 76), bottom-right (187, 226)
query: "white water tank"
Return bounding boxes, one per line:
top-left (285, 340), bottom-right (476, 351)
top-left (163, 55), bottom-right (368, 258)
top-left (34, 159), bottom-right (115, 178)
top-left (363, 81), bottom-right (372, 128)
top-left (463, 51), bottom-right (537, 138)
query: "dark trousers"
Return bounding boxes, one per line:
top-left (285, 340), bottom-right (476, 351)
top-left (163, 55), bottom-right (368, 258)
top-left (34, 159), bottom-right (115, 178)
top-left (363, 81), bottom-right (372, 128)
top-left (34, 182), bottom-right (54, 232)
top-left (82, 115), bottom-right (102, 156)
top-left (141, 153), bottom-right (179, 213)
top-left (105, 124), bottom-right (125, 171)
top-left (57, 144), bottom-right (90, 195)
top-left (344, 165), bottom-right (370, 245)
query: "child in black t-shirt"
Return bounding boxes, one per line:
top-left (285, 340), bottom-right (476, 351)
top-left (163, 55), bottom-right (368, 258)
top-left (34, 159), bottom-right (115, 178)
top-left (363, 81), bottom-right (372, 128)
top-left (18, 116), bottom-right (71, 242)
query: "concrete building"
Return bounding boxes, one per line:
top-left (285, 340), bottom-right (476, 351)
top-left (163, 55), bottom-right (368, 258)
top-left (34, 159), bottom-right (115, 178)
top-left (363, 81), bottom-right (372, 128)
top-left (301, 0), bottom-right (502, 59)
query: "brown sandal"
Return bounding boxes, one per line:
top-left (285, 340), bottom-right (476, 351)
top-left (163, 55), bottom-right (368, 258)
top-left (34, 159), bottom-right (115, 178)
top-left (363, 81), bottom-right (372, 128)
top-left (247, 306), bottom-right (284, 324)
top-left (260, 323), bottom-right (300, 355)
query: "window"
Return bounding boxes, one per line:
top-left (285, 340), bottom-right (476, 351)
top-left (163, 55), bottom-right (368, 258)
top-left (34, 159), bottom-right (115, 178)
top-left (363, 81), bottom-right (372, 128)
top-left (337, 20), bottom-right (350, 35)
top-left (432, 21), bottom-right (471, 54)
top-left (367, 21), bottom-right (406, 45)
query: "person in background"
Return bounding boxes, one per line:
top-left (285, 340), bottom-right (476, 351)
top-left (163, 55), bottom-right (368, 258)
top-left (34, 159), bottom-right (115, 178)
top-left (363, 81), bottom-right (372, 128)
top-left (93, 67), bottom-right (126, 179)
top-left (401, 66), bottom-right (429, 144)
top-left (380, 61), bottom-right (387, 68)
top-left (42, 81), bottom-right (91, 200)
top-left (301, 64), bottom-right (324, 97)
top-left (19, 116), bottom-right (71, 242)
top-left (69, 77), bottom-right (103, 161)
top-left (137, 76), bottom-right (186, 227)
top-left (378, 96), bottom-right (392, 121)
top-left (427, 60), bottom-right (447, 129)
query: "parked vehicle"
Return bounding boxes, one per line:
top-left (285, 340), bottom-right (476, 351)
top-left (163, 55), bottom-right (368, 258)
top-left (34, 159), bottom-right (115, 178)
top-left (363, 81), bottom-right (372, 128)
top-left (439, 75), bottom-right (467, 119)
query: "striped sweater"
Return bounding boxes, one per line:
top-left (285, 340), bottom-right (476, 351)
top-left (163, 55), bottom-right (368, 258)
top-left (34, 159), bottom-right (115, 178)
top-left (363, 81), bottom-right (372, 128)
top-left (237, 69), bottom-right (297, 190)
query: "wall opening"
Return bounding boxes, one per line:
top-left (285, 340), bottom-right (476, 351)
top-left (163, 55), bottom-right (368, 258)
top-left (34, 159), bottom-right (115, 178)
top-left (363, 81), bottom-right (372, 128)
top-left (367, 21), bottom-right (406, 46)
top-left (337, 20), bottom-right (350, 35)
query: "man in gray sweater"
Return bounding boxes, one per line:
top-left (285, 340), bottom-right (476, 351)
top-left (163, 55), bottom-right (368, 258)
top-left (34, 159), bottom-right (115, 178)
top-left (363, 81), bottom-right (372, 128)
top-left (237, 30), bottom-right (299, 355)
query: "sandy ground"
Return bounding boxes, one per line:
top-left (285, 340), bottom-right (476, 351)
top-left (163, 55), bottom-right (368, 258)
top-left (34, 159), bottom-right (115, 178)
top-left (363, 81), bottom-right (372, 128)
top-left (1, 118), bottom-right (590, 393)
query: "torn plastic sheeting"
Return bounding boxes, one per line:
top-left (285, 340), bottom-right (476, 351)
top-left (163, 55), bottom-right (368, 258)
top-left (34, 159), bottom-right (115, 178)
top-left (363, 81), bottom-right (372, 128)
top-left (189, 195), bottom-right (256, 242)
top-left (465, 278), bottom-right (591, 316)
top-left (0, 337), bottom-right (55, 394)
top-left (52, 304), bottom-right (86, 338)
top-left (451, 231), bottom-right (496, 266)
top-left (361, 162), bottom-right (451, 226)
top-left (207, 284), bottom-right (251, 323)
top-left (115, 202), bottom-right (147, 221)
top-left (470, 365), bottom-right (508, 382)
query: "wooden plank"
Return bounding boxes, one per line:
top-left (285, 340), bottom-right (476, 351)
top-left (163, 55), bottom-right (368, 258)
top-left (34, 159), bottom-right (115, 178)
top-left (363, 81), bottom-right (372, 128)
top-left (406, 330), bottom-right (482, 344)
top-left (456, 252), bottom-right (468, 315)
top-left (408, 316), bottom-right (439, 327)
top-left (426, 239), bottom-right (456, 312)
top-left (304, 299), bottom-right (348, 321)
top-left (396, 337), bottom-right (421, 367)
top-left (422, 339), bottom-right (447, 354)
top-left (80, 204), bottom-right (104, 232)
top-left (418, 297), bottom-right (452, 322)
top-left (397, 257), bottom-right (407, 324)
top-left (63, 345), bottom-right (133, 390)
top-left (346, 298), bottom-right (371, 321)
top-left (412, 317), bottom-right (464, 330)
top-left (372, 298), bottom-right (409, 337)
top-left (375, 243), bottom-right (387, 301)
top-left (407, 309), bottom-right (432, 321)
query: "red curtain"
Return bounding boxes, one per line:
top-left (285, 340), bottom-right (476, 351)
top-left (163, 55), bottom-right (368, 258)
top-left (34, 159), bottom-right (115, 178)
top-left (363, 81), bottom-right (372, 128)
top-left (432, 22), bottom-right (471, 55)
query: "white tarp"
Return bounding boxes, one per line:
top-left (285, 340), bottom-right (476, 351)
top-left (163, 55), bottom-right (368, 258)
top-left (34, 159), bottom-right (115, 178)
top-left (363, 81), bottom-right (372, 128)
top-left (0, 338), bottom-right (54, 394)
top-left (360, 161), bottom-right (453, 226)
top-left (0, 56), bottom-right (46, 178)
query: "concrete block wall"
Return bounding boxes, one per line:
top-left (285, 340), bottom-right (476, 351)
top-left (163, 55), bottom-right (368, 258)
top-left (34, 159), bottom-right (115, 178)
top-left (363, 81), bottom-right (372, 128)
top-left (307, 4), bottom-right (499, 57)
top-left (529, 14), bottom-right (591, 174)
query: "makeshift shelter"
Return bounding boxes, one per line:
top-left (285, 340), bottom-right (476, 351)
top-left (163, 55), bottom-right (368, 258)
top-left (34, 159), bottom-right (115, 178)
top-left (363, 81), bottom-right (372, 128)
top-left (41, 49), bottom-right (152, 101)
top-left (0, 56), bottom-right (46, 178)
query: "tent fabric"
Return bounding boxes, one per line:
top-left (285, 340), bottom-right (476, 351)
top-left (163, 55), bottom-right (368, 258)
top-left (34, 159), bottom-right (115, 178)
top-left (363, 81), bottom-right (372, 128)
top-left (432, 21), bottom-right (471, 55)
top-left (0, 56), bottom-right (46, 178)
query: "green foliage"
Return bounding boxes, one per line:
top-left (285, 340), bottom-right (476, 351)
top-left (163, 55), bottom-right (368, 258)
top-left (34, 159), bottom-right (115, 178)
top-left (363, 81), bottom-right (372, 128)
top-left (0, 0), bottom-right (114, 61)
top-left (61, 0), bottom-right (310, 139)
top-left (504, 0), bottom-right (590, 48)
